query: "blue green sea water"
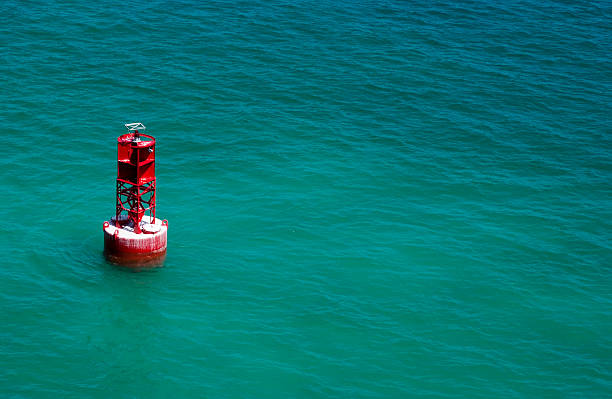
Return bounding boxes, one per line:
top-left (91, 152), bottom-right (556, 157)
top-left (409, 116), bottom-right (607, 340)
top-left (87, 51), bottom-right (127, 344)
top-left (1, 0), bottom-right (611, 397)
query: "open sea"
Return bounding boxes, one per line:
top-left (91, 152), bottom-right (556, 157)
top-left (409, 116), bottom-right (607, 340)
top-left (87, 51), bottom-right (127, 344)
top-left (1, 0), bottom-right (611, 397)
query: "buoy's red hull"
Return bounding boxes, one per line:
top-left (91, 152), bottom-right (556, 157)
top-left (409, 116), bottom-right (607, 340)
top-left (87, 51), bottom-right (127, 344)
top-left (103, 218), bottom-right (168, 268)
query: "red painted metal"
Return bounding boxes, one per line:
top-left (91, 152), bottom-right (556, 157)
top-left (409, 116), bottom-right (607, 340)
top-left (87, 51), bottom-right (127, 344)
top-left (103, 221), bottom-right (168, 267)
top-left (115, 131), bottom-right (156, 234)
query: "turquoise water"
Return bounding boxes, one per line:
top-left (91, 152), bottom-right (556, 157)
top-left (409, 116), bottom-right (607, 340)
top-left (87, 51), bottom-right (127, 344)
top-left (1, 0), bottom-right (611, 397)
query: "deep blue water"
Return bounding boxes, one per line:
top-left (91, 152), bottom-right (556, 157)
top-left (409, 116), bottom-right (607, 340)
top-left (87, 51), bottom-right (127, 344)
top-left (1, 0), bottom-right (611, 397)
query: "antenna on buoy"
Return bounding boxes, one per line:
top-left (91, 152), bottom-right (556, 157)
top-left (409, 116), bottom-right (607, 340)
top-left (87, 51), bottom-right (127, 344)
top-left (125, 122), bottom-right (145, 142)
top-left (124, 122), bottom-right (146, 131)
top-left (102, 122), bottom-right (168, 267)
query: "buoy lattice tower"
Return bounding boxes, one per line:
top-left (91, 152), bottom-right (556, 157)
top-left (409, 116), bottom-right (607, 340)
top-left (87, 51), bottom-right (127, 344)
top-left (103, 123), bottom-right (168, 266)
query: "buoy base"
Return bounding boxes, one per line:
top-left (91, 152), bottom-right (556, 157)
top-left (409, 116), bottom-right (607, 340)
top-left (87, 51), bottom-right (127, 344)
top-left (104, 250), bottom-right (167, 268)
top-left (103, 216), bottom-right (168, 268)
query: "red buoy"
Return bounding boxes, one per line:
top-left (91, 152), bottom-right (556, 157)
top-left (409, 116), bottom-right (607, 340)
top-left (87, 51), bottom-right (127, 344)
top-left (103, 123), bottom-right (168, 267)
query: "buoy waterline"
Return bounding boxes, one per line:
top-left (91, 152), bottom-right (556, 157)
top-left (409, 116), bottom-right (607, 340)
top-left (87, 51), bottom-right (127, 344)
top-left (103, 123), bottom-right (168, 267)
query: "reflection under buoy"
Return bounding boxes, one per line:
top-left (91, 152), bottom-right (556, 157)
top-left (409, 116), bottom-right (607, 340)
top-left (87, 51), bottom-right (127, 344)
top-left (104, 249), bottom-right (166, 269)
